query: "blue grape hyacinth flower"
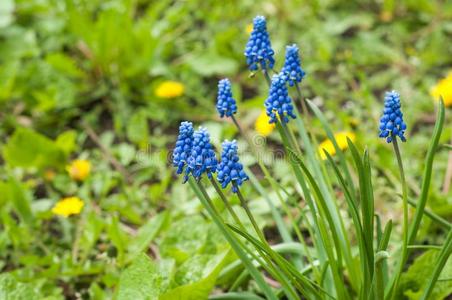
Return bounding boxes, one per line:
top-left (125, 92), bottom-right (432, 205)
top-left (244, 16), bottom-right (275, 71)
top-left (216, 79), bottom-right (237, 118)
top-left (379, 91), bottom-right (407, 143)
top-left (281, 44), bottom-right (306, 86)
top-left (185, 127), bottom-right (218, 181)
top-left (265, 74), bottom-right (297, 124)
top-left (217, 140), bottom-right (248, 193)
top-left (173, 121), bottom-right (194, 175)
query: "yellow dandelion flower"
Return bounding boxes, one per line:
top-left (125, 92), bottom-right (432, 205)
top-left (67, 159), bottom-right (91, 181)
top-left (246, 23), bottom-right (253, 34)
top-left (255, 110), bottom-right (275, 137)
top-left (155, 81), bottom-right (185, 98)
top-left (52, 197), bottom-right (84, 217)
top-left (318, 131), bottom-right (356, 160)
top-left (430, 72), bottom-right (452, 107)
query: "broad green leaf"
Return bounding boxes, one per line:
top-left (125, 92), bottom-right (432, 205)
top-left (3, 127), bottom-right (67, 170)
top-left (159, 215), bottom-right (210, 264)
top-left (78, 211), bottom-right (105, 260)
top-left (55, 130), bottom-right (77, 155)
top-left (45, 53), bottom-right (85, 78)
top-left (187, 53), bottom-right (238, 76)
top-left (0, 177), bottom-right (33, 225)
top-left (0, 60), bottom-right (19, 100)
top-left (127, 212), bottom-right (169, 261)
top-left (117, 253), bottom-right (174, 300)
top-left (159, 252), bottom-right (229, 300)
top-left (107, 215), bottom-right (128, 263)
top-left (0, 0), bottom-right (14, 28)
top-left (0, 273), bottom-right (38, 300)
top-left (89, 283), bottom-right (106, 300)
top-left (126, 109), bottom-right (150, 148)
top-left (398, 249), bottom-right (452, 299)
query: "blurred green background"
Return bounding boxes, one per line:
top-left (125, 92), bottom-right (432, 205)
top-left (0, 0), bottom-right (451, 299)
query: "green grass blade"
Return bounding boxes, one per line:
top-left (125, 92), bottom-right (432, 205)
top-left (291, 109), bottom-right (358, 290)
top-left (316, 215), bottom-right (350, 299)
top-left (408, 99), bottom-right (446, 244)
top-left (346, 139), bottom-right (375, 295)
top-left (407, 199), bottom-right (451, 230)
top-left (227, 223), bottom-right (330, 299)
top-left (307, 100), bottom-right (356, 196)
top-left (324, 150), bottom-right (363, 235)
top-left (362, 150), bottom-right (375, 270)
top-left (375, 219), bottom-right (392, 299)
top-left (286, 148), bottom-right (353, 298)
top-left (188, 178), bottom-right (278, 300)
top-left (245, 166), bottom-right (293, 243)
top-left (378, 220), bottom-right (393, 252)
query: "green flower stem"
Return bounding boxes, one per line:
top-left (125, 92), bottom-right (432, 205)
top-left (230, 114), bottom-right (303, 269)
top-left (235, 186), bottom-right (267, 244)
top-left (262, 68), bottom-right (272, 86)
top-left (294, 83), bottom-right (310, 119)
top-left (258, 72), bottom-right (319, 266)
top-left (188, 178), bottom-right (279, 300)
top-left (275, 122), bottom-right (336, 290)
top-left (389, 136), bottom-right (409, 300)
top-left (293, 84), bottom-right (328, 184)
top-left (271, 181), bottom-right (321, 280)
top-left (208, 177), bottom-right (247, 232)
top-left (260, 67), bottom-right (328, 284)
top-left (287, 123), bottom-right (303, 154)
top-left (234, 185), bottom-right (306, 299)
top-left (230, 115), bottom-right (289, 237)
top-left (203, 179), bottom-right (299, 299)
top-left (244, 167), bottom-right (293, 243)
top-left (232, 116), bottom-right (304, 251)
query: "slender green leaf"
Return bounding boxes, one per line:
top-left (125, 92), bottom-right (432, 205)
top-left (408, 99), bottom-right (445, 244)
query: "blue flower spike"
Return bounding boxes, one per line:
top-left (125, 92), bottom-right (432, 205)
top-left (173, 121), bottom-right (194, 175)
top-left (217, 140), bottom-right (248, 193)
top-left (244, 16), bottom-right (275, 71)
top-left (282, 44), bottom-right (306, 86)
top-left (265, 74), bottom-right (297, 124)
top-left (216, 79), bottom-right (237, 118)
top-left (379, 90), bottom-right (407, 143)
top-left (185, 127), bottom-right (218, 182)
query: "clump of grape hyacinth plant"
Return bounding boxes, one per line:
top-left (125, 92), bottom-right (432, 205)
top-left (171, 14), bottom-right (448, 300)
